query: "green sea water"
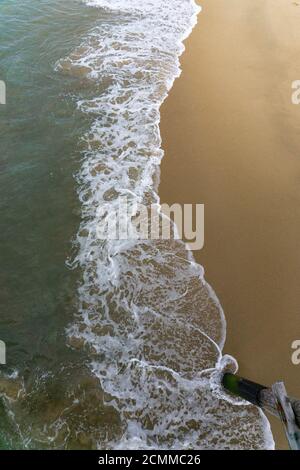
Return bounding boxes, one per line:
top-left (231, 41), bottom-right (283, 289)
top-left (0, 0), bottom-right (106, 448)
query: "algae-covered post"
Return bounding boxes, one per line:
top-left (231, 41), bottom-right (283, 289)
top-left (222, 373), bottom-right (300, 450)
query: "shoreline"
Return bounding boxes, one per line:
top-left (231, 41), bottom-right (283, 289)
top-left (159, 0), bottom-right (300, 449)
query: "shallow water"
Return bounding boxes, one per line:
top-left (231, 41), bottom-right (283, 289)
top-left (0, 0), bottom-right (274, 449)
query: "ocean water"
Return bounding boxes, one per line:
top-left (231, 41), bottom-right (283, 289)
top-left (0, 0), bottom-right (274, 449)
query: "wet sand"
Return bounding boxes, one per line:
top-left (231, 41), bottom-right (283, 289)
top-left (160, 0), bottom-right (300, 449)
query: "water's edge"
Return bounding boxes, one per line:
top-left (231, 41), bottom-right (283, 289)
top-left (0, 0), bottom-right (275, 450)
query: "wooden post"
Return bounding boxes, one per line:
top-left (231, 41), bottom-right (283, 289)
top-left (272, 382), bottom-right (300, 451)
top-left (222, 373), bottom-right (300, 450)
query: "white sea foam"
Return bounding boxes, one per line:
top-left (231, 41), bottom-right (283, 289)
top-left (55, 0), bottom-right (275, 449)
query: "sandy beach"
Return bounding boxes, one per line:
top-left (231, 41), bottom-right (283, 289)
top-left (160, 0), bottom-right (300, 449)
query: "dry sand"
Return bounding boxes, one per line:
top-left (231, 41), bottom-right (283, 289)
top-left (159, 0), bottom-right (300, 449)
